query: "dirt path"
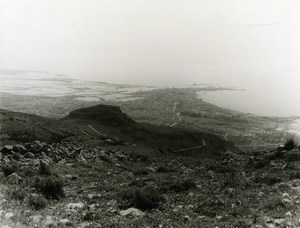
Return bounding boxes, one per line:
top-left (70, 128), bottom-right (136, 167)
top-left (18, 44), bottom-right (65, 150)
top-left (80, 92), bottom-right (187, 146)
top-left (174, 139), bottom-right (206, 152)
top-left (87, 124), bottom-right (107, 137)
top-left (224, 133), bottom-right (229, 141)
top-left (172, 102), bottom-right (179, 113)
top-left (170, 102), bottom-right (182, 127)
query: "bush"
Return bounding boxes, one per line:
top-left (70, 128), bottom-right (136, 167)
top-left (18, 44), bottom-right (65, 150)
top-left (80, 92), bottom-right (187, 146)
top-left (195, 197), bottom-right (225, 217)
top-left (156, 166), bottom-right (168, 173)
top-left (284, 138), bottom-right (297, 151)
top-left (10, 187), bottom-right (27, 201)
top-left (286, 153), bottom-right (300, 162)
top-left (156, 166), bottom-right (175, 173)
top-left (263, 196), bottom-right (286, 210)
top-left (119, 185), bottom-right (162, 211)
top-left (2, 163), bottom-right (18, 177)
top-left (162, 179), bottom-right (196, 193)
top-left (289, 171), bottom-right (300, 180)
top-left (254, 176), bottom-right (282, 186)
top-left (29, 194), bottom-right (47, 210)
top-left (19, 166), bottom-right (36, 178)
top-left (132, 167), bottom-right (149, 176)
top-left (34, 176), bottom-right (65, 199)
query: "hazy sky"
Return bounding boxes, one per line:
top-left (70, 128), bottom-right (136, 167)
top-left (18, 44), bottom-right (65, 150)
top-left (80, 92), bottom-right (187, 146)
top-left (1, 0), bottom-right (300, 88)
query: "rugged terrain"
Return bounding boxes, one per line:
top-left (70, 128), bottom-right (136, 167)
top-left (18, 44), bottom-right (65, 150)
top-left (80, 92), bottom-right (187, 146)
top-left (0, 104), bottom-right (300, 227)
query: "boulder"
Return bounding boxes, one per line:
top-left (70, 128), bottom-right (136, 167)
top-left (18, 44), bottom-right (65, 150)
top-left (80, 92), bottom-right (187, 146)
top-left (66, 202), bottom-right (84, 211)
top-left (1, 145), bottom-right (13, 154)
top-left (11, 152), bottom-right (22, 161)
top-left (13, 144), bottom-right (27, 154)
top-left (120, 208), bottom-right (145, 217)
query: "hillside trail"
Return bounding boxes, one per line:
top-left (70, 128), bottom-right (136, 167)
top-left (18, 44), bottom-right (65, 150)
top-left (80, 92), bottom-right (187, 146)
top-left (170, 102), bottom-right (182, 127)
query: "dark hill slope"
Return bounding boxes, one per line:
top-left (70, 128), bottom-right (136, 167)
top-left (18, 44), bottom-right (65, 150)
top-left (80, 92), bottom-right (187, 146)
top-left (0, 109), bottom-right (72, 145)
top-left (62, 104), bottom-right (235, 154)
top-left (1, 105), bottom-right (234, 155)
top-left (65, 105), bottom-right (136, 127)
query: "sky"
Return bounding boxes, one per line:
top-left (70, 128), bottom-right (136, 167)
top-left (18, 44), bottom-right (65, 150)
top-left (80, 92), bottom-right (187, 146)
top-left (1, 0), bottom-right (300, 88)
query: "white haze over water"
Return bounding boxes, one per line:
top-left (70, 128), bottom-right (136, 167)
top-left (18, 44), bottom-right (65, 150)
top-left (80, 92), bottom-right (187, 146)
top-left (198, 87), bottom-right (300, 117)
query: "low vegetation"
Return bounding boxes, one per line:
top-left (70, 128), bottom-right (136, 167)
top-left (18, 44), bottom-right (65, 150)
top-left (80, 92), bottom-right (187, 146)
top-left (119, 185), bottom-right (162, 211)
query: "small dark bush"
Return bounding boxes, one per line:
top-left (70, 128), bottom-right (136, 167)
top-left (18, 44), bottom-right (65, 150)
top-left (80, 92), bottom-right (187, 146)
top-left (129, 154), bottom-right (151, 163)
top-left (2, 163), bottom-right (18, 177)
top-left (289, 171), bottom-right (300, 180)
top-left (263, 196), bottom-right (285, 210)
top-left (132, 168), bottom-right (149, 176)
top-left (253, 159), bottom-right (269, 169)
top-left (156, 166), bottom-right (168, 173)
top-left (19, 166), bottom-right (36, 178)
top-left (195, 197), bottom-right (225, 217)
top-left (286, 153), bottom-right (300, 162)
top-left (254, 176), bottom-right (282, 186)
top-left (38, 160), bottom-right (52, 176)
top-left (10, 188), bottom-right (27, 201)
top-left (233, 220), bottom-right (251, 228)
top-left (128, 179), bottom-right (146, 188)
top-left (34, 176), bottom-right (65, 199)
top-left (284, 138), bottom-right (297, 151)
top-left (264, 150), bottom-right (286, 160)
top-left (162, 179), bottom-right (196, 193)
top-left (207, 164), bottom-right (235, 174)
top-left (119, 185), bottom-right (162, 211)
top-left (29, 194), bottom-right (47, 210)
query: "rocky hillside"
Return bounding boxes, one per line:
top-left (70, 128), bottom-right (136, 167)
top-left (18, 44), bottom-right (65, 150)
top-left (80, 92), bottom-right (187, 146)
top-left (0, 139), bottom-right (300, 227)
top-left (1, 105), bottom-right (299, 227)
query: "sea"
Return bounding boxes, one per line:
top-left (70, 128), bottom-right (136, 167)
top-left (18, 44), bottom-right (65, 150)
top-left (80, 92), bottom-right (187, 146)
top-left (197, 88), bottom-right (300, 136)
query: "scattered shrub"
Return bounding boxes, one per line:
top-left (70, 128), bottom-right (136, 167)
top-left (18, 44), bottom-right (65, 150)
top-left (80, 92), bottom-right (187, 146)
top-left (132, 167), bottom-right (149, 176)
top-left (263, 196), bottom-right (285, 210)
top-left (156, 166), bottom-right (168, 173)
top-left (129, 154), bottom-right (151, 163)
top-left (2, 163), bottom-right (18, 177)
top-left (10, 187), bottom-right (27, 201)
top-left (194, 197), bottom-right (225, 217)
top-left (253, 160), bottom-right (269, 169)
top-left (289, 171), bottom-right (300, 180)
top-left (34, 176), bottom-right (65, 199)
top-left (164, 179), bottom-right (196, 193)
top-left (29, 194), bottom-right (47, 210)
top-left (38, 160), bottom-right (52, 176)
top-left (119, 185), bottom-right (162, 211)
top-left (156, 166), bottom-right (175, 173)
top-left (284, 138), bottom-right (297, 151)
top-left (128, 179), bottom-right (146, 188)
top-left (286, 153), bottom-right (300, 162)
top-left (135, 186), bottom-right (162, 210)
top-left (19, 166), bottom-right (36, 178)
top-left (254, 176), bottom-right (282, 186)
top-left (207, 164), bottom-right (235, 174)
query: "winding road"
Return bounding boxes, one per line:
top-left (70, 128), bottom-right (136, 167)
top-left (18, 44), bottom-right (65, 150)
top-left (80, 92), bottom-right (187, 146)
top-left (224, 133), bottom-right (229, 141)
top-left (174, 139), bottom-right (206, 152)
top-left (170, 102), bottom-right (182, 127)
top-left (87, 125), bottom-right (107, 137)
